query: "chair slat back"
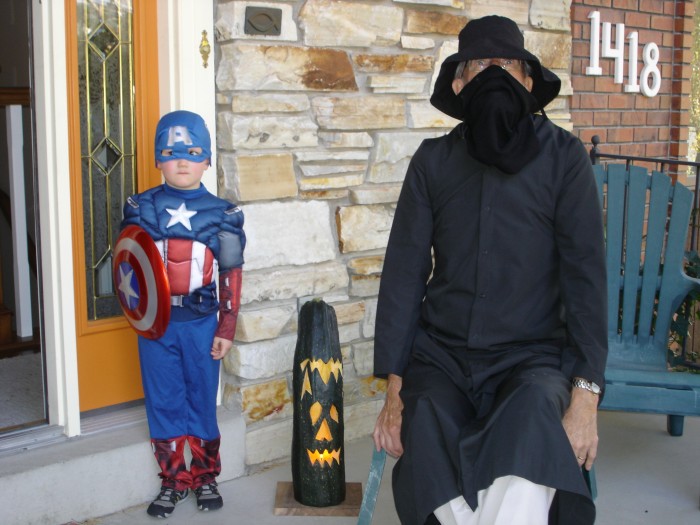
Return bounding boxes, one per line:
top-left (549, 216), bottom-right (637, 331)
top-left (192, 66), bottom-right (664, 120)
top-left (592, 163), bottom-right (696, 368)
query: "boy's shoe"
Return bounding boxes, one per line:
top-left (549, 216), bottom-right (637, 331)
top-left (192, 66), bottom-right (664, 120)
top-left (146, 486), bottom-right (189, 518)
top-left (194, 482), bottom-right (224, 511)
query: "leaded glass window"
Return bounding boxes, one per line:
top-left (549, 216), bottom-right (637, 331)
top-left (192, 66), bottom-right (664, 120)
top-left (77, 0), bottom-right (135, 320)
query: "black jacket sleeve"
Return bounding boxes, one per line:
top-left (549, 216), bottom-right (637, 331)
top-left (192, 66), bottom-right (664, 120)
top-left (554, 138), bottom-right (608, 388)
top-left (374, 144), bottom-right (435, 378)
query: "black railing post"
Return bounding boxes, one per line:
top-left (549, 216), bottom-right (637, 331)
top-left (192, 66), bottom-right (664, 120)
top-left (590, 135), bottom-right (600, 164)
top-left (691, 178), bottom-right (698, 253)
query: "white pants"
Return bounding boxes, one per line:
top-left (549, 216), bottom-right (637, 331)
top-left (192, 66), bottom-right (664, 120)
top-left (433, 475), bottom-right (556, 525)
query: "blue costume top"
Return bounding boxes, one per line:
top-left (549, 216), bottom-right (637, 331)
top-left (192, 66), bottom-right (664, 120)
top-left (121, 182), bottom-right (245, 324)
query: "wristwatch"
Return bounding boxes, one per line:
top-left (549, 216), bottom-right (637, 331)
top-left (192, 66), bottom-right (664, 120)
top-left (572, 377), bottom-right (601, 395)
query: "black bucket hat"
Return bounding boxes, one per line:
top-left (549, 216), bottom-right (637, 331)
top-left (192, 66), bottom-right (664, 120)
top-left (430, 15), bottom-right (561, 119)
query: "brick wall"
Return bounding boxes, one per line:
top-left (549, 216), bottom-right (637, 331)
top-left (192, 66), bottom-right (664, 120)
top-left (570, 0), bottom-right (694, 174)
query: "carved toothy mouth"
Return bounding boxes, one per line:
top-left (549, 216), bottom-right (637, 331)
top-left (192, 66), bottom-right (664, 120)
top-left (306, 448), bottom-right (342, 467)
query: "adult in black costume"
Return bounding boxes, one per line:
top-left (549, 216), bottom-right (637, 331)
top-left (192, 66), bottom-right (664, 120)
top-left (372, 15), bottom-right (607, 525)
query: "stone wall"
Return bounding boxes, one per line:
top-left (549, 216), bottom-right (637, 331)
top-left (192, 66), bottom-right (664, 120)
top-left (570, 0), bottom-right (695, 180)
top-left (214, 0), bottom-right (575, 469)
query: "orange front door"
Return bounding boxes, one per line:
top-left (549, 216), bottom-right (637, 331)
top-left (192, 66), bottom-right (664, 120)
top-left (66, 1), bottom-right (162, 411)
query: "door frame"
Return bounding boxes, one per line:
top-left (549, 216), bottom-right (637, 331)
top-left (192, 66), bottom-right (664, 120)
top-left (31, 0), bottom-right (216, 436)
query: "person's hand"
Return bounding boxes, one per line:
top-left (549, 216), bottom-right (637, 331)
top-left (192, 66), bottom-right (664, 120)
top-left (562, 385), bottom-right (599, 471)
top-left (211, 337), bottom-right (233, 360)
top-left (373, 374), bottom-right (404, 458)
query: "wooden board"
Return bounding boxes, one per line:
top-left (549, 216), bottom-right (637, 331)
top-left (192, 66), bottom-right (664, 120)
top-left (274, 481), bottom-right (362, 516)
top-left (0, 306), bottom-right (12, 344)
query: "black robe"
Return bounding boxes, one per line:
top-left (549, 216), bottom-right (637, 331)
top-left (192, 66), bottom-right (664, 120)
top-left (374, 116), bottom-right (607, 525)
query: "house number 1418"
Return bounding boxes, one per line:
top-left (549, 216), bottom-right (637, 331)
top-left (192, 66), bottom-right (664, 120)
top-left (586, 11), bottom-right (661, 98)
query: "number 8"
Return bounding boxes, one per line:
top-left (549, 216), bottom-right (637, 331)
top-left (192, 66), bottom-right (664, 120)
top-left (640, 42), bottom-right (661, 97)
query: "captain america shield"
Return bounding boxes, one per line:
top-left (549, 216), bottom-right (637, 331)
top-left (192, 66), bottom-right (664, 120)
top-left (113, 225), bottom-right (171, 339)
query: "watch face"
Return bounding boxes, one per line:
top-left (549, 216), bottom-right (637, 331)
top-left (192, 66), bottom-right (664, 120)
top-left (590, 382), bottom-right (601, 394)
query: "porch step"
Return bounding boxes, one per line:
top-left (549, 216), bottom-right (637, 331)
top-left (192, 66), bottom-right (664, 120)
top-left (0, 406), bottom-right (246, 525)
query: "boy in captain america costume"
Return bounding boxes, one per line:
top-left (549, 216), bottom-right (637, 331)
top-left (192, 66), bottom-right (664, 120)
top-left (120, 110), bottom-right (245, 518)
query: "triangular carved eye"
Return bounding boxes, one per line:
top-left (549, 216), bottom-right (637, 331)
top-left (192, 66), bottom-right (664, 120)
top-left (330, 404), bottom-right (339, 423)
top-left (315, 419), bottom-right (332, 441)
top-left (301, 369), bottom-right (312, 400)
top-left (309, 401), bottom-right (322, 424)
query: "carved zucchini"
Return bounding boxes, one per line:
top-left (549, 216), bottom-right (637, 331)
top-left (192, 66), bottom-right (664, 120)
top-left (291, 299), bottom-right (345, 507)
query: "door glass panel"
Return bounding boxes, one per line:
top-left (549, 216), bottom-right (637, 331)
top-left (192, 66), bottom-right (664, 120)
top-left (77, 0), bottom-right (135, 320)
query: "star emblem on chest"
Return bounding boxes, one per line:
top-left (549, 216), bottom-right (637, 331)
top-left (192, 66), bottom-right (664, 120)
top-left (166, 202), bottom-right (197, 231)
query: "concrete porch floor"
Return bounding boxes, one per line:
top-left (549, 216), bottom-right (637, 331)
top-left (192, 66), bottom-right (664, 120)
top-left (74, 411), bottom-right (698, 525)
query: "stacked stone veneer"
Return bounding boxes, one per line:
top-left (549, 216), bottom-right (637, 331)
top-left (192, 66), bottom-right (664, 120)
top-left (214, 0), bottom-right (575, 469)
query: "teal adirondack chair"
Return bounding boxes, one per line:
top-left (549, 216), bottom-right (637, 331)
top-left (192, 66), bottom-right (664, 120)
top-left (358, 163), bottom-right (700, 524)
top-left (594, 163), bottom-right (700, 431)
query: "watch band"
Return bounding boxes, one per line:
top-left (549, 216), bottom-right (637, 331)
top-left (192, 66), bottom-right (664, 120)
top-left (572, 377), bottom-right (601, 395)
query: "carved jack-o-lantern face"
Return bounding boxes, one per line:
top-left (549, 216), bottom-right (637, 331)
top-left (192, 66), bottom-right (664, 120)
top-left (299, 358), bottom-right (343, 467)
top-left (291, 299), bottom-right (346, 507)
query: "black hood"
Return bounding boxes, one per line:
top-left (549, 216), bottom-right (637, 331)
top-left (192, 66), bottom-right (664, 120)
top-left (430, 15), bottom-right (561, 119)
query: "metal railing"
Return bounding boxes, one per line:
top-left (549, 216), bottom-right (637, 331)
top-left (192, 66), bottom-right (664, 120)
top-left (590, 135), bottom-right (700, 174)
top-left (590, 135), bottom-right (700, 370)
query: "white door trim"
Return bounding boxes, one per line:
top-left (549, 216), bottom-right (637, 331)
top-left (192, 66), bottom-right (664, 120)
top-left (32, 0), bottom-right (81, 436)
top-left (157, 0), bottom-right (217, 192)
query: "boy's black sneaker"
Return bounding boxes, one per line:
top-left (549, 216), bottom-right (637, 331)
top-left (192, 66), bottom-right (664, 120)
top-left (146, 486), bottom-right (189, 518)
top-left (194, 482), bottom-right (223, 511)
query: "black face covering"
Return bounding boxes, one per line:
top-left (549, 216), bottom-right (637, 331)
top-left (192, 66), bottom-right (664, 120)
top-left (457, 66), bottom-right (541, 174)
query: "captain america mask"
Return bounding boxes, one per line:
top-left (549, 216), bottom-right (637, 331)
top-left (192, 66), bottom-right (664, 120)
top-left (154, 110), bottom-right (211, 165)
